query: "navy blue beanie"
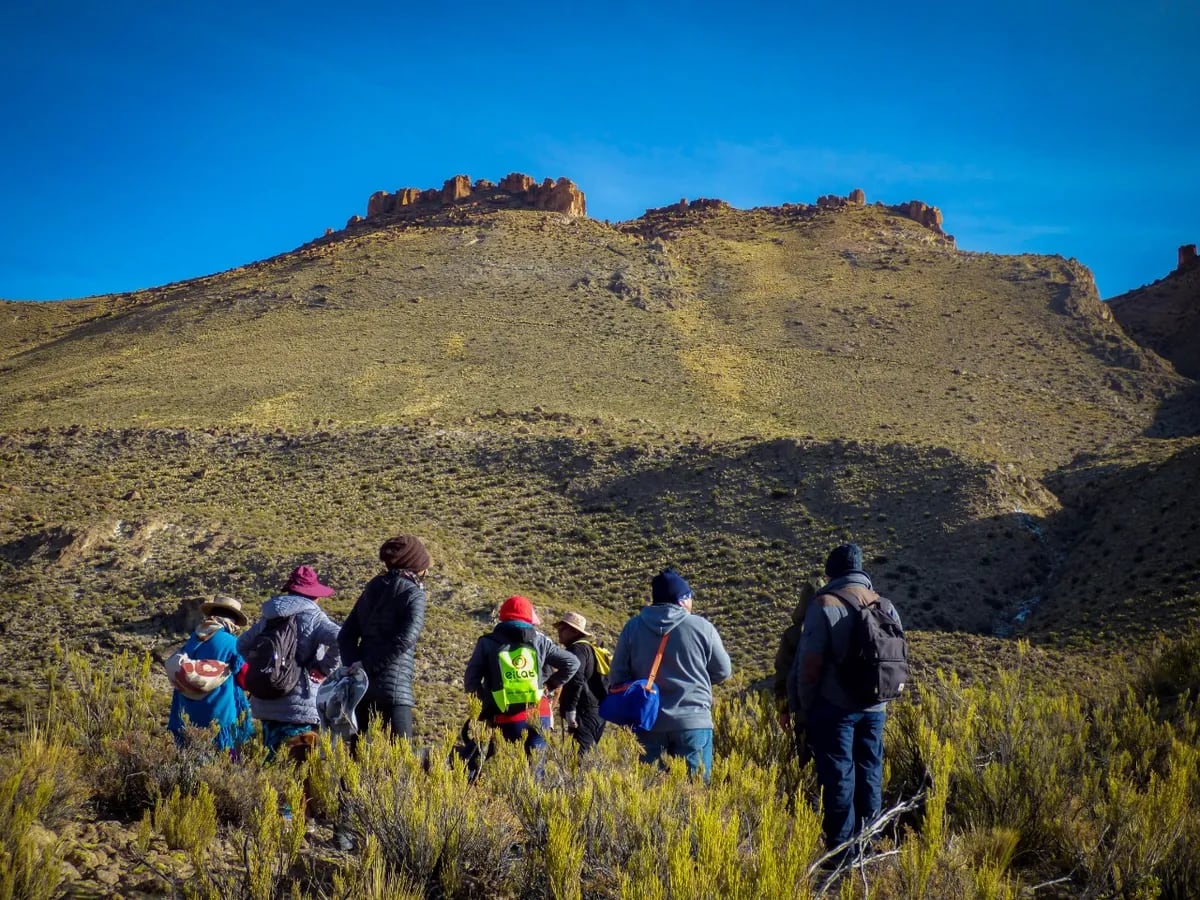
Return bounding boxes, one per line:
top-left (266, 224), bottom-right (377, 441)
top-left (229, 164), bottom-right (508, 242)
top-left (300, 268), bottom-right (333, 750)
top-left (825, 543), bottom-right (864, 578)
top-left (652, 568), bottom-right (693, 605)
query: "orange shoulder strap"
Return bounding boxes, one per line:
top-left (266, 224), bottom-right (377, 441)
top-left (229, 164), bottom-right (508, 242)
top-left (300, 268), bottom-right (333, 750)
top-left (646, 633), bottom-right (670, 690)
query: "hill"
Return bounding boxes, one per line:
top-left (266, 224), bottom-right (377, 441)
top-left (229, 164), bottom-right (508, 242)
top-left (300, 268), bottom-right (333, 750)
top-left (1108, 243), bottom-right (1200, 379)
top-left (4, 175), bottom-right (1200, 897)
top-left (1, 176), bottom-right (1198, 721)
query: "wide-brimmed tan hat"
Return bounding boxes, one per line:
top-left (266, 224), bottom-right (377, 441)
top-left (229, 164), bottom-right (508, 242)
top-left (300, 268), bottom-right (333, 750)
top-left (200, 595), bottom-right (249, 628)
top-left (552, 611), bottom-right (591, 637)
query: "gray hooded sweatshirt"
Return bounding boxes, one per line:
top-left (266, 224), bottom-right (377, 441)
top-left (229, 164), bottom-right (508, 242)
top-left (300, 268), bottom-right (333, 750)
top-left (609, 603), bottom-right (732, 733)
top-left (236, 593), bottom-right (341, 725)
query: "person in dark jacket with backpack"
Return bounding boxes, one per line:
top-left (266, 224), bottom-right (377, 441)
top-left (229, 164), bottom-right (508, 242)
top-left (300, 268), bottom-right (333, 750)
top-left (463, 595), bottom-right (579, 758)
top-left (237, 565), bottom-right (342, 762)
top-left (338, 535), bottom-right (429, 741)
top-left (552, 611), bottom-right (607, 752)
top-left (609, 568), bottom-right (732, 781)
top-left (790, 543), bottom-right (905, 862)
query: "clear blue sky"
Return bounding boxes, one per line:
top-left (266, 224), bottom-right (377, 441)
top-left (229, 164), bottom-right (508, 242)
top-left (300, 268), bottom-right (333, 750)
top-left (1, 0), bottom-right (1196, 301)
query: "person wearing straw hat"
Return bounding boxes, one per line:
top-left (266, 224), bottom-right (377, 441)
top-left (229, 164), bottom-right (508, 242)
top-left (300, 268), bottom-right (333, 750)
top-left (167, 595), bottom-right (255, 751)
top-left (552, 611), bottom-right (608, 752)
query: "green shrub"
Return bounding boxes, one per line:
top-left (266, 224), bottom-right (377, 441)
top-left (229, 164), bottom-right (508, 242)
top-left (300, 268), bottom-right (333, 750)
top-left (151, 783), bottom-right (218, 855)
top-left (0, 729), bottom-right (72, 900)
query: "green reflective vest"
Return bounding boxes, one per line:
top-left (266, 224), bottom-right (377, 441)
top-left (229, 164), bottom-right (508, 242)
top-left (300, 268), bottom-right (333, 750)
top-left (491, 645), bottom-right (542, 712)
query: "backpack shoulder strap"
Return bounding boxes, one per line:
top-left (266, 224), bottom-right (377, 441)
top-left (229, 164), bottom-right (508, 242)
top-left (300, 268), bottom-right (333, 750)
top-left (819, 587), bottom-right (879, 611)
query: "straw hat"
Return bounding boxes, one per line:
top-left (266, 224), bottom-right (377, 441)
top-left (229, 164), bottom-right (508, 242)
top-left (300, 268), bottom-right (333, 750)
top-left (552, 611), bottom-right (591, 637)
top-left (200, 595), bottom-right (249, 628)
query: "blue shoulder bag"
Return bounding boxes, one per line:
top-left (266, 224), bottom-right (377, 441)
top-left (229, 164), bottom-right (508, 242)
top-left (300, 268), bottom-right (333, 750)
top-left (598, 632), bottom-right (669, 732)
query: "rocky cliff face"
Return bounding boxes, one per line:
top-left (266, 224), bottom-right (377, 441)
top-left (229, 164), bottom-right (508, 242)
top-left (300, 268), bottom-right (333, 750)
top-left (360, 173), bottom-right (586, 225)
top-left (1109, 245), bottom-right (1200, 379)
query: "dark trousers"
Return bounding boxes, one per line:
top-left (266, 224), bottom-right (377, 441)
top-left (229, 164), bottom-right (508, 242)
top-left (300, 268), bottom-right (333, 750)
top-left (807, 697), bottom-right (886, 853)
top-left (354, 698), bottom-right (413, 740)
top-left (572, 710), bottom-right (607, 752)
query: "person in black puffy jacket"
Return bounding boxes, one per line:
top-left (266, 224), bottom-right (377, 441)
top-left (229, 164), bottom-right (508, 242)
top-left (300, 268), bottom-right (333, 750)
top-left (338, 535), bottom-right (430, 740)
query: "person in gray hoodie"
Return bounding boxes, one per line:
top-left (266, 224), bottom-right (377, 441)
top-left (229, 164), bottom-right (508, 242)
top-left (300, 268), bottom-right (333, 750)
top-left (609, 568), bottom-right (732, 781)
top-left (237, 565), bottom-right (342, 763)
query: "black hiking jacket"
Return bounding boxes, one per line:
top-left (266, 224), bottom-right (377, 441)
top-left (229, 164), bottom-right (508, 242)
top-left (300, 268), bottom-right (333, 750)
top-left (338, 569), bottom-right (426, 708)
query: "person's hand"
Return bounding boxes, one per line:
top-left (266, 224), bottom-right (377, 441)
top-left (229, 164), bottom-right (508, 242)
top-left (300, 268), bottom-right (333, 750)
top-left (778, 711), bottom-right (791, 731)
top-left (346, 661), bottom-right (364, 675)
top-left (564, 710), bottom-right (578, 732)
top-left (309, 669), bottom-right (326, 684)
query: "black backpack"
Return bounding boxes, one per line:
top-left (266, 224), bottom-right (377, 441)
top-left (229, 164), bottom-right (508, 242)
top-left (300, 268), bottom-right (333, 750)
top-left (825, 589), bottom-right (909, 705)
top-left (575, 640), bottom-right (611, 703)
top-left (242, 615), bottom-right (301, 700)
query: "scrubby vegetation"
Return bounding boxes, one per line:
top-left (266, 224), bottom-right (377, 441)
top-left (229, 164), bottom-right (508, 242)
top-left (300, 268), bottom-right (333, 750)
top-left (2, 194), bottom-right (1198, 895)
top-left (3, 633), bottom-right (1198, 898)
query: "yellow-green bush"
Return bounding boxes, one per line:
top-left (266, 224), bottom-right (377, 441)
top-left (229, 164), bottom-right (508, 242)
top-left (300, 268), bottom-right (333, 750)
top-left (0, 729), bottom-right (73, 900)
top-left (6, 631), bottom-right (1200, 897)
top-left (150, 783), bottom-right (218, 855)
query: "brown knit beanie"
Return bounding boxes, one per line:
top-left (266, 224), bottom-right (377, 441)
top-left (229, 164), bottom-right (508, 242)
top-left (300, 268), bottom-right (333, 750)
top-left (379, 535), bottom-right (431, 572)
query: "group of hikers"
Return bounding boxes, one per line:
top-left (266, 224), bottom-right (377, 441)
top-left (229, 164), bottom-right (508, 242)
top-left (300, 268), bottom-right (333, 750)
top-left (167, 534), bottom-right (906, 863)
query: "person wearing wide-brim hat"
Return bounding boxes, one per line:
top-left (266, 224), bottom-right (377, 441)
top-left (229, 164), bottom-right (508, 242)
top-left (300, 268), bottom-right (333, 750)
top-left (200, 595), bottom-right (250, 629)
top-left (167, 594), bottom-right (255, 752)
top-left (237, 565), bottom-right (342, 760)
top-left (552, 611), bottom-right (609, 752)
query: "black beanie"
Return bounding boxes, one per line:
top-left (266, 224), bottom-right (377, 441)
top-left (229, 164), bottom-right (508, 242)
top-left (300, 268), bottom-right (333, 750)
top-left (651, 568), bottom-right (693, 604)
top-left (824, 543), bottom-right (864, 578)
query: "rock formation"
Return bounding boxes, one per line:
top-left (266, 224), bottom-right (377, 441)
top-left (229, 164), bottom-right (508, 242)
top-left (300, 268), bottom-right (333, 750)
top-left (897, 200), bottom-right (944, 232)
top-left (442, 175), bottom-right (472, 203)
top-left (848, 188), bottom-right (866, 205)
top-left (529, 177), bottom-right (586, 217)
top-left (360, 173), bottom-right (586, 221)
top-left (500, 173), bottom-right (536, 194)
top-left (1179, 244), bottom-right (1198, 272)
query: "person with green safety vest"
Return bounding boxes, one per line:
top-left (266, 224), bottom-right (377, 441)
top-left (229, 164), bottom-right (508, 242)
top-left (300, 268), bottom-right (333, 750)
top-left (463, 595), bottom-right (580, 758)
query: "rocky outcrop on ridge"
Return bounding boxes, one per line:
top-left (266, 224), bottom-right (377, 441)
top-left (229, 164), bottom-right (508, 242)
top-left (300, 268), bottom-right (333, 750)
top-left (1179, 244), bottom-right (1198, 273)
top-left (633, 188), bottom-right (950, 241)
top-left (360, 173), bottom-right (586, 225)
top-left (895, 200), bottom-right (944, 232)
top-left (1109, 244), bottom-right (1200, 379)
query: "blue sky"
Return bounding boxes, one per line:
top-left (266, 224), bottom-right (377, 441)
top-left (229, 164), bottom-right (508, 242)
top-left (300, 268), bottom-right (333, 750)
top-left (1, 0), bottom-right (1196, 300)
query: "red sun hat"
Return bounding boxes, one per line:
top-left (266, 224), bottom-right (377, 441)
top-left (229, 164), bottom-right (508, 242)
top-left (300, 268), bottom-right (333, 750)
top-left (499, 595), bottom-right (535, 624)
top-left (284, 565), bottom-right (335, 599)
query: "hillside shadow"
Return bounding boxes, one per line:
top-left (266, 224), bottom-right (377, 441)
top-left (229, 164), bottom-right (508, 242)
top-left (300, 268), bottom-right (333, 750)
top-left (1026, 442), bottom-right (1200, 642)
top-left (1147, 380), bottom-right (1200, 439)
top-left (479, 436), bottom-right (1060, 636)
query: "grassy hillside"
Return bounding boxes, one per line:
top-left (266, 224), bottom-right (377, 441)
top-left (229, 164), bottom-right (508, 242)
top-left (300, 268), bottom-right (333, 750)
top-left (3, 192), bottom-right (1200, 897)
top-left (0, 203), bottom-right (1182, 472)
top-left (2, 197), bottom-right (1198, 711)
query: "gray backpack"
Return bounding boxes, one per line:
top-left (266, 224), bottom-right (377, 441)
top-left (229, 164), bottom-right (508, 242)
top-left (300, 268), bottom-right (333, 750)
top-left (825, 589), bottom-right (909, 704)
top-left (242, 615), bottom-right (301, 699)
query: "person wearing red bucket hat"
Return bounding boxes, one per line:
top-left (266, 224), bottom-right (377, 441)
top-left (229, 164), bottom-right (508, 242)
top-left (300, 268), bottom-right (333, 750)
top-left (462, 595), bottom-right (579, 769)
top-left (238, 565), bottom-right (341, 770)
top-left (284, 565), bottom-right (336, 599)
